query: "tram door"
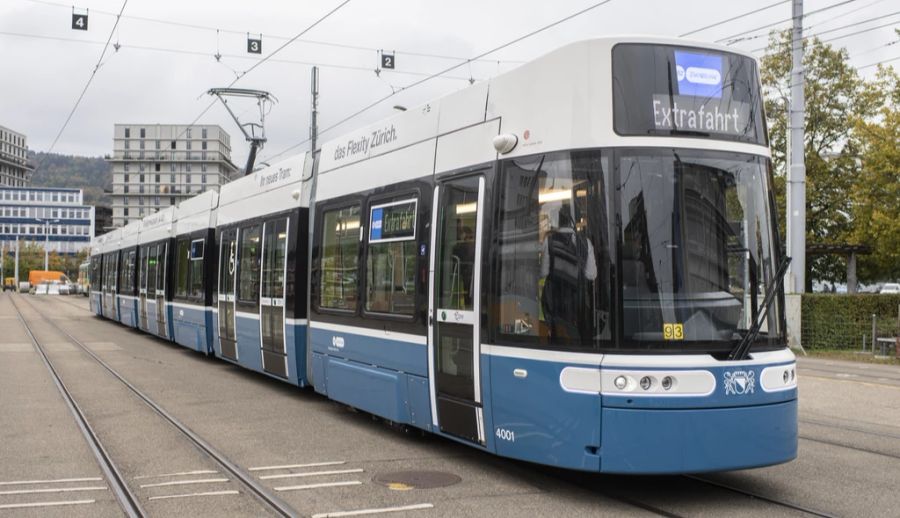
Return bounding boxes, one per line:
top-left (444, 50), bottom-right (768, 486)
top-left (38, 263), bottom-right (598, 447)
top-left (429, 175), bottom-right (485, 445)
top-left (154, 242), bottom-right (169, 339)
top-left (138, 246), bottom-right (149, 330)
top-left (260, 218), bottom-right (289, 377)
top-left (218, 229), bottom-right (238, 360)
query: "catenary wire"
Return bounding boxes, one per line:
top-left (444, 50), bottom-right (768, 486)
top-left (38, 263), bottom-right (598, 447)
top-left (717, 0), bottom-right (857, 43)
top-left (13, 0), bottom-right (524, 65)
top-left (261, 0), bottom-right (617, 162)
top-left (41, 0), bottom-right (129, 164)
top-left (678, 0), bottom-right (790, 37)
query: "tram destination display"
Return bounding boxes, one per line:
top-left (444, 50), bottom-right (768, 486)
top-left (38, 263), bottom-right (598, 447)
top-left (369, 199), bottom-right (417, 243)
top-left (612, 44), bottom-right (766, 145)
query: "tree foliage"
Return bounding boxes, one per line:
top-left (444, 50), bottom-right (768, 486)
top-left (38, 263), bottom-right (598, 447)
top-left (28, 151), bottom-right (111, 206)
top-left (851, 67), bottom-right (900, 282)
top-left (761, 30), bottom-right (887, 288)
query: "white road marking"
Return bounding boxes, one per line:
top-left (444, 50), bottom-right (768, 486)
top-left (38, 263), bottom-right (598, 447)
top-left (260, 469), bottom-right (364, 480)
top-left (312, 503), bottom-right (435, 517)
top-left (0, 486), bottom-right (107, 496)
top-left (249, 461), bottom-right (345, 472)
top-left (0, 477), bottom-right (103, 486)
top-left (0, 499), bottom-right (96, 510)
top-left (274, 481), bottom-right (362, 492)
top-left (148, 490), bottom-right (240, 501)
top-left (139, 478), bottom-right (229, 488)
top-left (133, 470), bottom-right (219, 480)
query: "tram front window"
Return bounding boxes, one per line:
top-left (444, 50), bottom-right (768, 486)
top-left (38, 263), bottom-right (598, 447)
top-left (618, 149), bottom-right (782, 350)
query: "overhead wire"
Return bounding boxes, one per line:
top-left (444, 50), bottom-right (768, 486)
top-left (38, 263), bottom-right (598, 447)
top-left (717, 0), bottom-right (857, 44)
top-left (262, 0), bottom-right (617, 163)
top-left (678, 0), bottom-right (789, 38)
top-left (0, 30), bottom-right (485, 82)
top-left (13, 0), bottom-right (524, 65)
top-left (749, 12), bottom-right (900, 53)
top-left (42, 0), bottom-right (129, 161)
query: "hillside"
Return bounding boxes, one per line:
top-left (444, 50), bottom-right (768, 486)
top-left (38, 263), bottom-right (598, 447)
top-left (26, 151), bottom-right (111, 206)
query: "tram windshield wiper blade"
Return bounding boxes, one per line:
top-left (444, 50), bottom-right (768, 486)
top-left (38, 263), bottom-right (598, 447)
top-left (727, 256), bottom-right (791, 361)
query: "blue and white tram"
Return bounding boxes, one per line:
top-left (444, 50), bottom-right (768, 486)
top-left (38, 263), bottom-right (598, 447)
top-left (213, 154), bottom-right (312, 385)
top-left (137, 207), bottom-right (175, 340)
top-left (89, 36), bottom-right (797, 474)
top-left (170, 191), bottom-right (218, 353)
top-left (116, 221), bottom-right (141, 328)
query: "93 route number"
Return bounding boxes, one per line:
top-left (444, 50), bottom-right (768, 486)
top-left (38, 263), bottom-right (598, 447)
top-left (495, 428), bottom-right (515, 442)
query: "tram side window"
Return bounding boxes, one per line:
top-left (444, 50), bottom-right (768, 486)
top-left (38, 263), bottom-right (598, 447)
top-left (120, 250), bottom-right (136, 295)
top-left (494, 151), bottom-right (612, 350)
top-left (319, 205), bottom-right (360, 311)
top-left (238, 224), bottom-right (261, 306)
top-left (189, 239), bottom-right (205, 299)
top-left (175, 238), bottom-right (190, 299)
top-left (90, 256), bottom-right (102, 291)
top-left (365, 198), bottom-right (417, 316)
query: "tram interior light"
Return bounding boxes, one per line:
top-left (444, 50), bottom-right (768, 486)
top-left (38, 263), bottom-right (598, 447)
top-left (455, 202), bottom-right (478, 215)
top-left (538, 189), bottom-right (573, 204)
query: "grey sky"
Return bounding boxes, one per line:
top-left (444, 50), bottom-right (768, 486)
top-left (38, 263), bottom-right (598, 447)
top-left (1, 0), bottom-right (897, 166)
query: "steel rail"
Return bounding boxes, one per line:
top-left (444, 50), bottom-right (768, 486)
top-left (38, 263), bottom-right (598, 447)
top-left (16, 293), bottom-right (298, 518)
top-left (9, 294), bottom-right (146, 518)
top-left (684, 475), bottom-right (838, 518)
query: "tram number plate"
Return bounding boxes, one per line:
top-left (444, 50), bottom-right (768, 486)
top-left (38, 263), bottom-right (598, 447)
top-left (495, 428), bottom-right (516, 442)
top-left (663, 323), bottom-right (684, 341)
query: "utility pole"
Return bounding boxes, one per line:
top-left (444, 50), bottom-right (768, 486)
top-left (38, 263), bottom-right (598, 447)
top-left (14, 237), bottom-right (19, 289)
top-left (787, 0), bottom-right (806, 294)
top-left (310, 66), bottom-right (319, 154)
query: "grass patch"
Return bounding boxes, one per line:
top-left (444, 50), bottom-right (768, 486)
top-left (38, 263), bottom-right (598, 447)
top-left (802, 347), bottom-right (900, 365)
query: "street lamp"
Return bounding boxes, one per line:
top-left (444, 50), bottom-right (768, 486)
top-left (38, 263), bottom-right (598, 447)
top-left (35, 218), bottom-right (60, 271)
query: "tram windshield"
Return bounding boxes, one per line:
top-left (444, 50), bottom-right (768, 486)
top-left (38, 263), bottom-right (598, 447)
top-left (619, 149), bottom-right (782, 350)
top-left (492, 148), bottom-right (784, 353)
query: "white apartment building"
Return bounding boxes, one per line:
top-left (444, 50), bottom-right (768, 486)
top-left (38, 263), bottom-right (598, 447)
top-left (0, 125), bottom-right (33, 187)
top-left (108, 124), bottom-right (239, 227)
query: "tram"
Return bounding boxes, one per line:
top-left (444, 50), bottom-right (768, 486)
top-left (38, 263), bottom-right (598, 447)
top-left (90, 36), bottom-right (797, 474)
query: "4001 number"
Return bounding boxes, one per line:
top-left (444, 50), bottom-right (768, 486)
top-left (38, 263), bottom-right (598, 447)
top-left (495, 428), bottom-right (516, 442)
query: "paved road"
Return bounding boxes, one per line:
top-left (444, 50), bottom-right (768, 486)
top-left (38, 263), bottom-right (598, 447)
top-left (2, 293), bottom-right (899, 517)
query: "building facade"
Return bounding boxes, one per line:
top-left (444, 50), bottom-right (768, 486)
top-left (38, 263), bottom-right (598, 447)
top-left (108, 124), bottom-right (239, 227)
top-left (0, 187), bottom-right (95, 255)
top-left (0, 125), bottom-right (33, 187)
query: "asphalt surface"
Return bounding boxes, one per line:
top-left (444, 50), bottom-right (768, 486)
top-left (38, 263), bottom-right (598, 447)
top-left (2, 292), bottom-right (899, 517)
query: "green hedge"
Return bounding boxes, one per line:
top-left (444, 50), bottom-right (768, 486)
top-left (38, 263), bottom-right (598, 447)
top-left (802, 294), bottom-right (900, 350)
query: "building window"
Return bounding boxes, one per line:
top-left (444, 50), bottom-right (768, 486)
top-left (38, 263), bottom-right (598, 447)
top-left (201, 128), bottom-right (208, 139)
top-left (170, 164), bottom-right (176, 173)
top-left (155, 140), bottom-right (160, 150)
top-left (319, 205), bottom-right (361, 310)
top-left (186, 140), bottom-right (192, 150)
top-left (124, 174), bottom-right (129, 183)
top-left (140, 140), bottom-right (145, 150)
top-left (171, 140), bottom-right (176, 150)
top-left (124, 128), bottom-right (130, 138)
top-left (124, 163), bottom-right (130, 172)
top-left (124, 140), bottom-right (130, 149)
top-left (155, 174), bottom-right (160, 183)
top-left (140, 128), bottom-right (145, 138)
top-left (201, 141), bottom-right (207, 150)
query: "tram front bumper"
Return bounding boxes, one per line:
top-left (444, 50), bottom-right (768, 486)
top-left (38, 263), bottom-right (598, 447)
top-left (598, 399), bottom-right (797, 474)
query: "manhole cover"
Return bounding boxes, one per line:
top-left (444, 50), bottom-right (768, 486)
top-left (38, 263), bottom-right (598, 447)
top-left (373, 470), bottom-right (462, 490)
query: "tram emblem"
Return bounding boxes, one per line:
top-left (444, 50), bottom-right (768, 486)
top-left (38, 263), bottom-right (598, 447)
top-left (723, 370), bottom-right (755, 395)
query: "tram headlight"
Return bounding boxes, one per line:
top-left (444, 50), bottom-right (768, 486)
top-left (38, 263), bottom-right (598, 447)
top-left (661, 376), bottom-right (673, 391)
top-left (783, 370), bottom-right (790, 384)
top-left (639, 376), bottom-right (653, 391)
top-left (791, 369), bottom-right (796, 381)
top-left (614, 376), bottom-right (627, 390)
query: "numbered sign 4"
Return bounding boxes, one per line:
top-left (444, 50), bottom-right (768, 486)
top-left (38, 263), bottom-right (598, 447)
top-left (381, 53), bottom-right (395, 70)
top-left (248, 38), bottom-right (262, 54)
top-left (72, 13), bottom-right (88, 31)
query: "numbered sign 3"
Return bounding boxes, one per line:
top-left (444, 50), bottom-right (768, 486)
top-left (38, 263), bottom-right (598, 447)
top-left (72, 13), bottom-right (88, 31)
top-left (381, 53), bottom-right (395, 70)
top-left (248, 38), bottom-right (262, 54)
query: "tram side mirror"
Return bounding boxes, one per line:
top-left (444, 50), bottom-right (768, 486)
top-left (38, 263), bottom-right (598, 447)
top-left (492, 134), bottom-right (518, 154)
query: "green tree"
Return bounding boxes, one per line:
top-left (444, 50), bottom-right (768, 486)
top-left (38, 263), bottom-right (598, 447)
top-left (761, 30), bottom-right (883, 290)
top-left (852, 66), bottom-right (900, 282)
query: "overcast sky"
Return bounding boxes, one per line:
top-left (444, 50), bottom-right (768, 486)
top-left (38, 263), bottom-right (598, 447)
top-left (1, 0), bottom-right (897, 166)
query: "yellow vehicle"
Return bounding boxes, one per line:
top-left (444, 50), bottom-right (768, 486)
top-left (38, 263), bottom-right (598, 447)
top-left (2, 277), bottom-right (15, 291)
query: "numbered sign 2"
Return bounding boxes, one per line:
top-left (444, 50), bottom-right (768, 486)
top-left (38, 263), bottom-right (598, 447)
top-left (72, 13), bottom-right (88, 31)
top-left (247, 37), bottom-right (262, 54)
top-left (381, 53), bottom-right (395, 70)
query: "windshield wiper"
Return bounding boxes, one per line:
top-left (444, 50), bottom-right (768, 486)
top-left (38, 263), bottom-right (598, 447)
top-left (727, 256), bottom-right (792, 361)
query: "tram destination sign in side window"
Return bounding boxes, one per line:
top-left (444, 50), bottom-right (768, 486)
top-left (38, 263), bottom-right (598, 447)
top-left (369, 199), bottom-right (417, 243)
top-left (612, 44), bottom-right (766, 145)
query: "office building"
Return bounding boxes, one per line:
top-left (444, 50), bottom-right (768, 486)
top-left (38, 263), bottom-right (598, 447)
top-left (0, 187), bottom-right (95, 255)
top-left (108, 124), bottom-right (239, 227)
top-left (0, 125), bottom-right (33, 187)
